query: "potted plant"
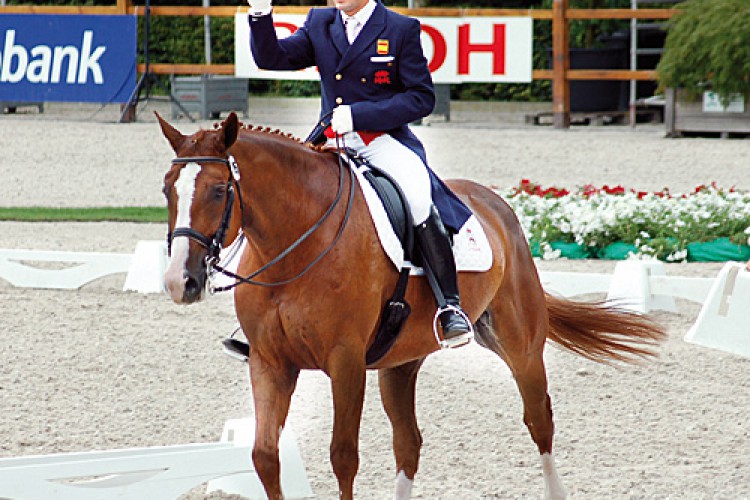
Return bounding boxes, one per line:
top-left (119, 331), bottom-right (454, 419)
top-left (656, 0), bottom-right (750, 136)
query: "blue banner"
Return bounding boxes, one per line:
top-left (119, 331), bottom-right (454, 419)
top-left (0, 14), bottom-right (136, 103)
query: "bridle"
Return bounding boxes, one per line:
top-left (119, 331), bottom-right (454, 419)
top-left (168, 142), bottom-right (355, 291)
top-left (168, 156), bottom-right (237, 266)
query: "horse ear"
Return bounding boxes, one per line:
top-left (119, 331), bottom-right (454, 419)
top-left (154, 111), bottom-right (186, 153)
top-left (222, 112), bottom-right (239, 150)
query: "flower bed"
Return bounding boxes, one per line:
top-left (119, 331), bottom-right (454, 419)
top-left (499, 180), bottom-right (750, 262)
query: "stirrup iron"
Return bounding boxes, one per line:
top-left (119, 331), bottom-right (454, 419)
top-left (222, 328), bottom-right (250, 362)
top-left (432, 305), bottom-right (474, 349)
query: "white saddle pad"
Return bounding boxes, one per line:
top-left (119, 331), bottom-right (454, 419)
top-left (351, 163), bottom-right (493, 274)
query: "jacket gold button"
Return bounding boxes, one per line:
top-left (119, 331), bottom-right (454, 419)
top-left (335, 97), bottom-right (343, 104)
top-left (335, 74), bottom-right (342, 80)
top-left (361, 78), bottom-right (366, 83)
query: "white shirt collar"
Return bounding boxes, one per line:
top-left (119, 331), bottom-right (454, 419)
top-left (341, 0), bottom-right (377, 29)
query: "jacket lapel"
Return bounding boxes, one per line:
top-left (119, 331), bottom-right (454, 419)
top-left (336, 2), bottom-right (386, 72)
top-left (329, 14), bottom-right (349, 57)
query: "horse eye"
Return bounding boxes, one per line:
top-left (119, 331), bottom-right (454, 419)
top-left (212, 185), bottom-right (227, 201)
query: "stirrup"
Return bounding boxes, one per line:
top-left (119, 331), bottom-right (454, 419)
top-left (432, 305), bottom-right (474, 350)
top-left (222, 328), bottom-right (250, 362)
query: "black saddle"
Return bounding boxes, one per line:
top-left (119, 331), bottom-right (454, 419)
top-left (342, 148), bottom-right (414, 257)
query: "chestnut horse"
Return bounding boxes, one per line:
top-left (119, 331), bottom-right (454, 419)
top-left (158, 112), bottom-right (665, 500)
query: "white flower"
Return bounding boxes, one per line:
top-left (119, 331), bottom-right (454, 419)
top-left (499, 182), bottom-right (750, 262)
top-left (541, 243), bottom-right (562, 261)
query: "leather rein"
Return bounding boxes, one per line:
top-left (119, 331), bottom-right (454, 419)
top-left (168, 143), bottom-right (355, 292)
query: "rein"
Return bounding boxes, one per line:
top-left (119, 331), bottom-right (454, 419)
top-left (169, 138), bottom-right (355, 291)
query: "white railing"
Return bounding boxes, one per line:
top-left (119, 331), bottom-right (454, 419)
top-left (0, 419), bottom-right (313, 500)
top-left (0, 248), bottom-right (132, 290)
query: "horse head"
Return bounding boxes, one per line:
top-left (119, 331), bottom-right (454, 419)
top-left (157, 111), bottom-right (244, 304)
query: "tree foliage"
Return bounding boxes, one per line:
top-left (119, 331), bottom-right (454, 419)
top-left (656, 0), bottom-right (750, 103)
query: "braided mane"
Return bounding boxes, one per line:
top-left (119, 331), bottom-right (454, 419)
top-left (211, 119), bottom-right (329, 152)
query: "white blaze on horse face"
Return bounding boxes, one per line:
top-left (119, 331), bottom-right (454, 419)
top-left (393, 470), bottom-right (413, 500)
top-left (164, 163), bottom-right (202, 303)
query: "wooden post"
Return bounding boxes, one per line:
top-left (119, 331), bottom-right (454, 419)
top-left (664, 87), bottom-right (676, 137)
top-left (552, 0), bottom-right (570, 129)
top-left (116, 0), bottom-right (130, 15)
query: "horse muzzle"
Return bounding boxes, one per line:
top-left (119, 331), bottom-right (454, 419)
top-left (164, 238), bottom-right (208, 304)
top-left (165, 267), bottom-right (207, 304)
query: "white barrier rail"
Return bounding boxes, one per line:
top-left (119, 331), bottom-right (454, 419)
top-left (6, 243), bottom-right (747, 360)
top-left (540, 259), bottom-right (713, 313)
top-left (0, 419), bottom-right (313, 500)
top-left (0, 242), bottom-right (717, 307)
top-left (0, 248), bottom-right (132, 290)
top-left (0, 442), bottom-right (252, 500)
top-left (685, 262), bottom-right (750, 358)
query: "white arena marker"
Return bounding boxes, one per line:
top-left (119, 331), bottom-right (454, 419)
top-left (0, 442), bottom-right (254, 500)
top-left (206, 417), bottom-right (314, 499)
top-left (0, 248), bottom-right (131, 290)
top-left (685, 262), bottom-right (750, 358)
top-left (607, 260), bottom-right (678, 313)
top-left (123, 240), bottom-right (169, 294)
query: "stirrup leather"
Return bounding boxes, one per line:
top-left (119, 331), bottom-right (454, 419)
top-left (432, 304), bottom-right (474, 349)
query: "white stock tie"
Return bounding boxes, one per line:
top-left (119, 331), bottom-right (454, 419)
top-left (345, 17), bottom-right (360, 45)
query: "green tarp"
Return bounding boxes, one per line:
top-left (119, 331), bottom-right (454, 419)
top-left (529, 238), bottom-right (750, 262)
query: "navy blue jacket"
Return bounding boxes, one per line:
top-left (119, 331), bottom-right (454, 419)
top-left (248, 3), bottom-right (471, 231)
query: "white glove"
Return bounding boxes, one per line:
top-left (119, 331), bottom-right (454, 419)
top-left (247, 0), bottom-right (272, 17)
top-left (330, 105), bottom-right (353, 135)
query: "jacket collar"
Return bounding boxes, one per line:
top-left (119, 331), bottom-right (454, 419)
top-left (336, 1), bottom-right (386, 72)
top-left (340, 0), bottom-right (377, 32)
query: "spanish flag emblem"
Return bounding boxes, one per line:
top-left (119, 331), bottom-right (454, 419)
top-left (377, 39), bottom-right (389, 55)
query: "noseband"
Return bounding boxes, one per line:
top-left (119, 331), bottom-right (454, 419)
top-left (167, 156), bottom-right (238, 266)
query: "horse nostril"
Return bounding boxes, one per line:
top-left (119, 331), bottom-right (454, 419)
top-left (184, 275), bottom-right (203, 300)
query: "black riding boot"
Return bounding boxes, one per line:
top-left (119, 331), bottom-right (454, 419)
top-left (415, 207), bottom-right (473, 348)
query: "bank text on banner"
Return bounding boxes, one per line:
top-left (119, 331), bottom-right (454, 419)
top-left (235, 14), bottom-right (532, 84)
top-left (0, 14), bottom-right (137, 103)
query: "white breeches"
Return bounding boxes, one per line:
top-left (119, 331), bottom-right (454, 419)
top-left (327, 132), bottom-right (433, 225)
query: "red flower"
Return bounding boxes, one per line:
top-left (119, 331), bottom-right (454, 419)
top-left (507, 180), bottom-right (732, 199)
top-left (602, 184), bottom-right (626, 195)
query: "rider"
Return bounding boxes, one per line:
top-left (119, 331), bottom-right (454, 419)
top-left (244, 0), bottom-right (473, 348)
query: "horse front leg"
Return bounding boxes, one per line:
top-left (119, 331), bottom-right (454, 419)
top-left (248, 351), bottom-right (299, 500)
top-left (327, 347), bottom-right (367, 500)
top-left (378, 359), bottom-right (425, 500)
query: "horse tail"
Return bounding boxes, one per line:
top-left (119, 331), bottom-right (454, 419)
top-left (544, 293), bottom-right (667, 364)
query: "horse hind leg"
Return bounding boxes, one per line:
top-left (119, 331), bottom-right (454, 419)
top-left (474, 310), bottom-right (568, 500)
top-left (378, 359), bottom-right (425, 500)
